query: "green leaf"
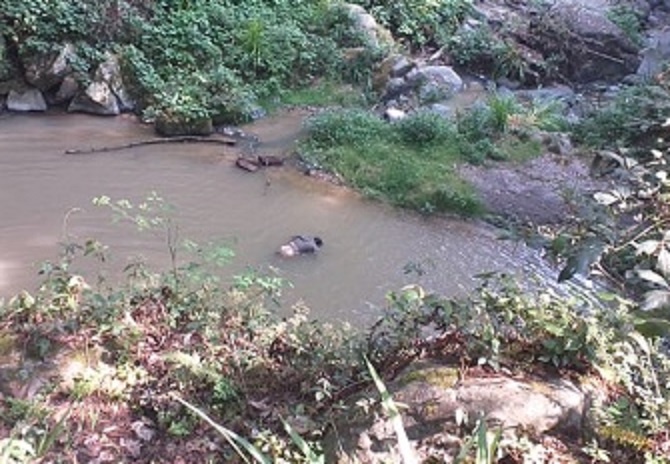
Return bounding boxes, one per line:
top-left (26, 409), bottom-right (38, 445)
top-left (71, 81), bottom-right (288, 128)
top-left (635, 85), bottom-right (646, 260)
top-left (636, 269), bottom-right (669, 289)
top-left (474, 420), bottom-right (501, 464)
top-left (593, 191), bottom-right (619, 206)
top-left (172, 394), bottom-right (271, 464)
top-left (558, 238), bottom-right (606, 282)
top-left (282, 419), bottom-right (324, 464)
top-left (635, 239), bottom-right (660, 256)
top-left (628, 331), bottom-right (651, 356)
top-left (558, 256), bottom-right (580, 282)
top-left (658, 246), bottom-right (670, 278)
top-left (364, 356), bottom-right (418, 464)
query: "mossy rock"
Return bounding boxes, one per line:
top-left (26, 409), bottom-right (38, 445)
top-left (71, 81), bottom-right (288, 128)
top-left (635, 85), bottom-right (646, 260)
top-left (397, 364), bottom-right (459, 390)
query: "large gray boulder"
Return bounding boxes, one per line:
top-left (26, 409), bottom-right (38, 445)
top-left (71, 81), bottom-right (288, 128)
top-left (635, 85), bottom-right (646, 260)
top-left (23, 43), bottom-right (77, 91)
top-left (341, 3), bottom-right (394, 50)
top-left (68, 81), bottom-right (120, 115)
top-left (376, 59), bottom-right (466, 113)
top-left (52, 75), bottom-right (80, 105)
top-left (324, 361), bottom-right (589, 463)
top-left (407, 65), bottom-right (464, 104)
top-left (7, 88), bottom-right (47, 112)
top-left (528, 0), bottom-right (641, 82)
top-left (67, 53), bottom-right (134, 115)
top-left (95, 53), bottom-right (135, 112)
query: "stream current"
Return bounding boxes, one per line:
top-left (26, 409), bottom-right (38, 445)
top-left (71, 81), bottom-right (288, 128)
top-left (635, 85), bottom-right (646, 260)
top-left (0, 109), bottom-right (560, 325)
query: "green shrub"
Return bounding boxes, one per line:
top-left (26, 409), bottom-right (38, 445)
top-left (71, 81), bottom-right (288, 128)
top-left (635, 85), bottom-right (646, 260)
top-left (445, 24), bottom-right (499, 70)
top-left (305, 109), bottom-right (391, 148)
top-left (302, 109), bottom-right (483, 216)
top-left (394, 111), bottom-right (457, 146)
top-left (457, 92), bottom-right (560, 143)
top-left (4, 0), bottom-right (116, 52)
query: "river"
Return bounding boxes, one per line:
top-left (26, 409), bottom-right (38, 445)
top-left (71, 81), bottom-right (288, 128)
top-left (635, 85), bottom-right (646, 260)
top-left (0, 109), bottom-right (558, 325)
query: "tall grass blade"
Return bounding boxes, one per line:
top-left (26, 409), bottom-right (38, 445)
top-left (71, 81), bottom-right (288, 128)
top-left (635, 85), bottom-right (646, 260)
top-left (364, 355), bottom-right (418, 464)
top-left (36, 403), bottom-right (74, 456)
top-left (172, 394), bottom-right (272, 464)
top-left (282, 418), bottom-right (324, 464)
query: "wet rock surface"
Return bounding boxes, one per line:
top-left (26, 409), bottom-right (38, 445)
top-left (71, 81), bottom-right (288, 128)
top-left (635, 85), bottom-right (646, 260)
top-left (459, 151), bottom-right (611, 224)
top-left (7, 88), bottom-right (47, 112)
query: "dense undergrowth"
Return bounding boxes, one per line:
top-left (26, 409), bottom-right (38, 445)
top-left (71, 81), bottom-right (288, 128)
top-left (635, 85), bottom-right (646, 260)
top-left (534, 71), bottom-right (670, 330)
top-left (1, 0), bottom-right (380, 125)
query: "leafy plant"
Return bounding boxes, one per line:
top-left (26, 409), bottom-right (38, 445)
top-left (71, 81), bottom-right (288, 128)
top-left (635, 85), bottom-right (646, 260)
top-left (575, 80), bottom-right (670, 151)
top-left (607, 5), bottom-right (644, 47)
top-left (173, 394), bottom-right (324, 464)
top-left (305, 108), bottom-right (391, 148)
top-left (455, 419), bottom-right (503, 464)
top-left (355, 0), bottom-right (473, 49)
top-left (394, 110), bottom-right (457, 146)
top-left (242, 18), bottom-right (266, 76)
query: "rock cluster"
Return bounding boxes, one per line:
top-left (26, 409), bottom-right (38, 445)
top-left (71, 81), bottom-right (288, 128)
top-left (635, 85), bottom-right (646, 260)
top-left (371, 0), bottom-right (670, 121)
top-left (1, 44), bottom-right (133, 116)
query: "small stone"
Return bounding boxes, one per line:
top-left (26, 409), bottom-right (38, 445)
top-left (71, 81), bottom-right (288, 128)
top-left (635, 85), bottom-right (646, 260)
top-left (236, 157), bottom-right (260, 172)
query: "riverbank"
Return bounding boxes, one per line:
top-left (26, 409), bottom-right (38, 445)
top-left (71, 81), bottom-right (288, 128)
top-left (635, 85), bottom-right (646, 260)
top-left (1, 0), bottom-right (670, 461)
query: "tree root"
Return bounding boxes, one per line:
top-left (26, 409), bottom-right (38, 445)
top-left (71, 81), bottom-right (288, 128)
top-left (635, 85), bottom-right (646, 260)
top-left (64, 135), bottom-right (237, 155)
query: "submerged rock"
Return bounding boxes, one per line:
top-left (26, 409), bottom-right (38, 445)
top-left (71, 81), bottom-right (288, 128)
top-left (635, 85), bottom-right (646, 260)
top-left (236, 156), bottom-right (260, 172)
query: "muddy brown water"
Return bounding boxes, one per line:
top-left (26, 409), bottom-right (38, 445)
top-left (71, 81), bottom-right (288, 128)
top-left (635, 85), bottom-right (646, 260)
top-left (0, 109), bottom-right (559, 326)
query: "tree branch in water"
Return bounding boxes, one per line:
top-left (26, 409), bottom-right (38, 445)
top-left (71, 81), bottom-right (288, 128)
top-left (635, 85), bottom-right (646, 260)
top-left (64, 136), bottom-right (236, 155)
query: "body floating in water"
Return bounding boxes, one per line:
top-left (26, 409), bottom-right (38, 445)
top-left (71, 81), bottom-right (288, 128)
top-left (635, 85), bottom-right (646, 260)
top-left (278, 235), bottom-right (323, 257)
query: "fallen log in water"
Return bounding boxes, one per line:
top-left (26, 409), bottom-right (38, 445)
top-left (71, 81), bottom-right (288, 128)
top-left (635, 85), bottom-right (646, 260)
top-left (64, 135), bottom-right (236, 155)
